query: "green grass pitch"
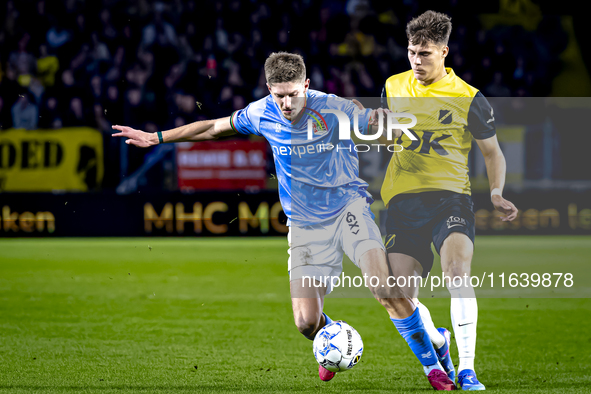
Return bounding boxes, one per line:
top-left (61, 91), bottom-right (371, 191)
top-left (1, 236), bottom-right (590, 393)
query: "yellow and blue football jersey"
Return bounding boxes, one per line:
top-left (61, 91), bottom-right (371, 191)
top-left (381, 68), bottom-right (496, 205)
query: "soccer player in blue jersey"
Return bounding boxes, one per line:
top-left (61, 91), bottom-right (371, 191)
top-left (113, 52), bottom-right (456, 390)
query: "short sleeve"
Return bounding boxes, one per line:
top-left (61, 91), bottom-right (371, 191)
top-left (231, 102), bottom-right (263, 137)
top-left (467, 91), bottom-right (496, 140)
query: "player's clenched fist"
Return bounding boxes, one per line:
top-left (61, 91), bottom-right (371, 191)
top-left (368, 107), bottom-right (389, 126)
top-left (112, 125), bottom-right (158, 148)
top-left (351, 99), bottom-right (402, 139)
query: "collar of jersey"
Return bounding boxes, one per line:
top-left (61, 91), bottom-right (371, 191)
top-left (415, 67), bottom-right (455, 91)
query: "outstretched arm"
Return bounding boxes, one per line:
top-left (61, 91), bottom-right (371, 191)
top-left (112, 115), bottom-right (237, 148)
top-left (475, 135), bottom-right (518, 221)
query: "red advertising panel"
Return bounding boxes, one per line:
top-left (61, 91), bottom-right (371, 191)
top-left (176, 140), bottom-right (268, 191)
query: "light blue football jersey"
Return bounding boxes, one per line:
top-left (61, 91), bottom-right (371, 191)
top-left (231, 89), bottom-right (373, 226)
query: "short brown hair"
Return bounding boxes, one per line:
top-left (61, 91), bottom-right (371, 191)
top-left (406, 11), bottom-right (452, 47)
top-left (264, 52), bottom-right (306, 85)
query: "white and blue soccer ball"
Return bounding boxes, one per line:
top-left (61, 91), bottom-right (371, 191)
top-left (313, 321), bottom-right (363, 372)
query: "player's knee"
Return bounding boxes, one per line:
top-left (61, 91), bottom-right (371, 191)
top-left (442, 232), bottom-right (472, 252)
top-left (444, 259), bottom-right (471, 278)
top-left (355, 240), bottom-right (384, 265)
top-left (294, 313), bottom-right (322, 340)
top-left (441, 239), bottom-right (473, 277)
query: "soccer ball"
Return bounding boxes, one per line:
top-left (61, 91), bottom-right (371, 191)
top-left (313, 321), bottom-right (363, 372)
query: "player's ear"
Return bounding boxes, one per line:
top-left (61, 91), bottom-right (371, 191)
top-left (303, 78), bottom-right (310, 91)
top-left (442, 46), bottom-right (449, 58)
top-left (266, 83), bottom-right (272, 93)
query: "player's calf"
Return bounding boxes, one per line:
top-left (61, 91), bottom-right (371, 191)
top-left (290, 278), bottom-right (328, 339)
top-left (295, 318), bottom-right (320, 340)
top-left (357, 248), bottom-right (413, 310)
top-left (293, 309), bottom-right (329, 340)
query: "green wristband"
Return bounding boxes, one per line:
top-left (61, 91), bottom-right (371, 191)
top-left (157, 131), bottom-right (164, 144)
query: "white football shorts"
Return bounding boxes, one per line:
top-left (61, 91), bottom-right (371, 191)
top-left (288, 197), bottom-right (385, 294)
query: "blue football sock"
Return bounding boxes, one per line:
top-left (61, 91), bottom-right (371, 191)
top-left (322, 312), bottom-right (332, 327)
top-left (391, 307), bottom-right (439, 367)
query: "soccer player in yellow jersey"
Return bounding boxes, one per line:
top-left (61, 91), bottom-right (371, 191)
top-left (381, 11), bottom-right (518, 391)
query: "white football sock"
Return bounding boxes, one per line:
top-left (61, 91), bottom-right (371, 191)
top-left (416, 300), bottom-right (446, 349)
top-left (447, 284), bottom-right (478, 373)
top-left (459, 356), bottom-right (475, 372)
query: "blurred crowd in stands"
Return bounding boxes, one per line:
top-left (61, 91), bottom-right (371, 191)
top-left (0, 0), bottom-right (572, 188)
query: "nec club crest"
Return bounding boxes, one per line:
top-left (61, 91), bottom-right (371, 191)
top-left (439, 109), bottom-right (452, 124)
